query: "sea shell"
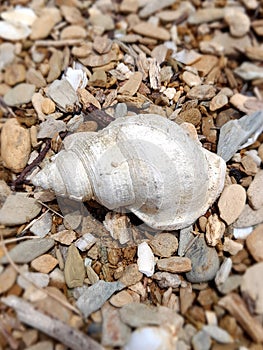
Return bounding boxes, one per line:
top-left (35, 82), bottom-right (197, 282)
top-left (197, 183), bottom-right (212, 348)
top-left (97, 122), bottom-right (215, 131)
top-left (137, 242), bottom-right (155, 277)
top-left (32, 114), bottom-right (226, 230)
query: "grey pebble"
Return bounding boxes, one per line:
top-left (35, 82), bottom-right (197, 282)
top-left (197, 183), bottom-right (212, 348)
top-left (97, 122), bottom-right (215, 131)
top-left (3, 83), bottom-right (35, 106)
top-left (203, 325), bottom-right (233, 344)
top-left (216, 275), bottom-right (242, 294)
top-left (153, 271), bottom-right (181, 288)
top-left (119, 303), bottom-right (160, 328)
top-left (37, 117), bottom-right (67, 139)
top-left (178, 225), bottom-right (194, 257)
top-left (192, 330), bottom-right (211, 350)
top-left (30, 212), bottom-right (52, 237)
top-left (185, 234), bottom-right (219, 283)
top-left (47, 79), bottom-right (78, 112)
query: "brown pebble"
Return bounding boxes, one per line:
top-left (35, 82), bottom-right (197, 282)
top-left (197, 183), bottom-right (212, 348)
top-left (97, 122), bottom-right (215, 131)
top-left (41, 98), bottom-right (56, 114)
top-left (4, 63), bottom-right (26, 86)
top-left (246, 224), bottom-right (263, 262)
top-left (0, 265), bottom-right (17, 294)
top-left (31, 254), bottom-right (58, 273)
top-left (119, 263), bottom-right (143, 286)
top-left (157, 257), bottom-right (192, 273)
top-left (64, 244), bottom-right (85, 288)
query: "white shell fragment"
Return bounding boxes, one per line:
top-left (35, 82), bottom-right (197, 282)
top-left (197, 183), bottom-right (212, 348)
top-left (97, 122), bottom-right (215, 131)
top-left (1, 6), bottom-right (37, 26)
top-left (62, 66), bottom-right (88, 91)
top-left (137, 242), bottom-right (155, 277)
top-left (0, 21), bottom-right (31, 41)
top-left (33, 114), bottom-right (226, 230)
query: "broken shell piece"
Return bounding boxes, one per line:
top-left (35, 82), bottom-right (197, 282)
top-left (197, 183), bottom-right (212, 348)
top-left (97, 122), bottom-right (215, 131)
top-left (0, 21), bottom-right (31, 40)
top-left (1, 6), bottom-right (37, 26)
top-left (137, 242), bottom-right (155, 277)
top-left (33, 114), bottom-right (226, 230)
top-left (103, 213), bottom-right (132, 245)
top-left (62, 66), bottom-right (88, 91)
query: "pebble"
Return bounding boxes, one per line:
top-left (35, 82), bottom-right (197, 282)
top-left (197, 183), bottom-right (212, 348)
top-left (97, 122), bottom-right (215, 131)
top-left (224, 12), bottom-right (250, 37)
top-left (76, 280), bottom-right (124, 318)
top-left (88, 12), bottom-right (114, 31)
top-left (47, 50), bottom-right (64, 83)
top-left (218, 184), bottom-right (246, 225)
top-left (30, 8), bottom-right (61, 40)
top-left (153, 271), bottom-right (181, 289)
top-left (41, 98), bottom-right (56, 115)
top-left (246, 224), bottom-right (263, 262)
top-left (120, 303), bottom-right (160, 328)
top-left (210, 93), bottom-right (228, 112)
top-left (234, 204), bottom-right (263, 227)
top-left (47, 79), bottom-right (78, 112)
top-left (0, 265), bottom-right (17, 294)
top-left (37, 118), bottom-right (67, 139)
top-left (120, 0), bottom-right (138, 13)
top-left (223, 237), bottom-right (243, 256)
top-left (30, 254), bottom-right (58, 274)
top-left (258, 144), bottom-right (263, 162)
top-left (0, 180), bottom-right (11, 205)
top-left (0, 238), bottom-right (54, 264)
top-left (4, 63), bottom-right (26, 86)
top-left (205, 214), bottom-right (225, 246)
top-left (25, 341), bottom-right (53, 350)
top-left (173, 49), bottom-right (201, 65)
top-left (101, 303), bottom-right (131, 347)
top-left (110, 290), bottom-right (134, 307)
top-left (188, 8), bottom-right (224, 24)
top-left (202, 325), bottom-right (233, 343)
top-left (3, 83), bottom-right (35, 106)
top-left (74, 233), bottom-right (97, 251)
top-left (119, 263), bottom-right (143, 286)
top-left (133, 22), bottom-right (170, 41)
top-left (64, 244), bottom-right (85, 288)
top-left (0, 193), bottom-right (42, 227)
top-left (178, 225), bottom-right (194, 256)
top-left (157, 257), bottom-right (192, 273)
top-left (185, 234), bottom-right (220, 283)
top-left (216, 275), bottom-right (242, 294)
top-left (178, 108), bottom-right (202, 127)
top-left (0, 43), bottom-right (15, 70)
top-left (52, 229), bottom-right (76, 245)
top-left (187, 85), bottom-right (216, 100)
top-left (137, 242), bottom-right (155, 277)
top-left (149, 233), bottom-right (178, 257)
top-left (139, 0), bottom-right (176, 18)
top-left (30, 212), bottom-right (52, 238)
top-left (18, 270), bottom-right (50, 289)
top-left (119, 72), bottom-right (143, 96)
top-left (1, 118), bottom-right (31, 173)
top-left (247, 170), bottom-right (263, 210)
top-left (60, 5), bottom-right (85, 25)
top-left (191, 55), bottom-right (218, 77)
top-left (0, 20), bottom-right (31, 41)
top-left (192, 330), bottom-right (211, 350)
top-left (182, 71), bottom-right (201, 87)
top-left (60, 25), bottom-right (86, 40)
top-left (234, 61), bottom-right (263, 81)
top-left (215, 258), bottom-right (232, 286)
top-left (86, 265), bottom-right (99, 284)
top-left (26, 68), bottom-right (46, 88)
top-left (240, 262), bottom-right (263, 315)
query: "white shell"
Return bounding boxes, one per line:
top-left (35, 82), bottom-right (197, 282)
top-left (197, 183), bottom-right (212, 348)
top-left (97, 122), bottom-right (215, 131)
top-left (0, 21), bottom-right (31, 41)
top-left (33, 114), bottom-right (226, 230)
top-left (1, 6), bottom-right (37, 26)
top-left (137, 242), bottom-right (155, 277)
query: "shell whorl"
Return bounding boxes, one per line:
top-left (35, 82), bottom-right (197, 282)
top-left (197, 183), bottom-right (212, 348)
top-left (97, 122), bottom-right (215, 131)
top-left (33, 114), bottom-right (226, 230)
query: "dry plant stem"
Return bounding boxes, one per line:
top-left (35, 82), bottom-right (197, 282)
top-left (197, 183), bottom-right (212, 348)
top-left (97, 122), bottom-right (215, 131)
top-left (20, 210), bottom-right (51, 234)
top-left (34, 39), bottom-right (84, 47)
top-left (0, 235), bottom-right (79, 315)
top-left (0, 235), bottom-right (39, 246)
top-left (1, 295), bottom-right (105, 350)
top-left (37, 200), bottom-right (64, 218)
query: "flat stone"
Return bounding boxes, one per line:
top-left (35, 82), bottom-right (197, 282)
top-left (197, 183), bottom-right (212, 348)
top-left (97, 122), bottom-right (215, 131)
top-left (3, 83), bottom-right (35, 106)
top-left (64, 244), bottom-right (85, 288)
top-left (223, 237), bottom-right (243, 256)
top-left (76, 280), bottom-right (124, 318)
top-left (205, 214), bottom-right (225, 246)
top-left (47, 79), bottom-right (78, 112)
top-left (188, 8), bottom-right (224, 24)
top-left (192, 330), bottom-right (211, 350)
top-left (26, 68), bottom-right (46, 88)
top-left (139, 0), bottom-right (176, 18)
top-left (31, 254), bottom-right (58, 274)
top-left (218, 184), bottom-right (246, 225)
top-left (88, 11), bottom-right (114, 31)
top-left (4, 63), bottom-right (26, 86)
top-left (119, 263), bottom-right (143, 286)
top-left (26, 341), bottom-right (53, 350)
top-left (216, 275), bottom-right (242, 294)
top-left (120, 0), bottom-right (138, 13)
top-left (234, 204), bottom-right (263, 227)
top-left (224, 11), bottom-right (250, 37)
top-left (247, 170), bottom-right (263, 210)
top-left (182, 71), bottom-right (201, 87)
top-left (153, 272), bottom-right (181, 289)
top-left (75, 233), bottom-right (97, 251)
top-left (191, 55), bottom-right (218, 76)
top-left (202, 325), bottom-right (233, 344)
top-left (0, 20), bottom-right (31, 41)
top-left (157, 2), bottom-right (194, 23)
top-left (0, 238), bottom-right (55, 264)
top-left (47, 50), bottom-right (64, 83)
top-left (101, 303), bottom-right (131, 347)
top-left (210, 93), bottom-right (228, 111)
top-left (1, 118), bottom-right (31, 173)
top-left (157, 257), bottom-right (192, 273)
top-left (185, 234), bottom-right (220, 283)
top-left (0, 193), bottom-right (42, 227)
top-left (0, 43), bottom-right (15, 70)
top-left (133, 22), bottom-right (170, 41)
top-left (246, 224), bottom-right (263, 262)
top-left (149, 233), bottom-right (178, 257)
top-left (241, 262), bottom-right (263, 315)
top-left (234, 62), bottom-right (263, 81)
top-left (110, 290), bottom-right (134, 307)
top-left (30, 212), bottom-right (52, 238)
top-left (118, 72), bottom-right (142, 96)
top-left (30, 8), bottom-right (61, 40)
top-left (215, 258), bottom-right (232, 286)
top-left (37, 117), bottom-right (67, 139)
top-left (60, 25), bottom-right (86, 40)
top-left (178, 225), bottom-right (194, 257)
top-left (52, 229), bottom-right (76, 245)
top-left (187, 85), bottom-right (216, 100)
top-left (120, 303), bottom-right (160, 328)
top-left (178, 108), bottom-right (202, 127)
top-left (173, 49), bottom-right (201, 65)
top-left (0, 265), bottom-right (17, 294)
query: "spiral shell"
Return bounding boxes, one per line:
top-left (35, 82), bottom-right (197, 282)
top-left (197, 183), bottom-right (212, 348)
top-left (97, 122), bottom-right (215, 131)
top-left (33, 114), bottom-right (226, 230)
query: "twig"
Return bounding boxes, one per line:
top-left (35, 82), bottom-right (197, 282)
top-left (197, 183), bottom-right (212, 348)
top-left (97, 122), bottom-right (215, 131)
top-left (37, 201), bottom-right (64, 218)
top-left (0, 235), bottom-right (39, 246)
top-left (34, 39), bottom-right (84, 47)
top-left (1, 295), bottom-right (105, 350)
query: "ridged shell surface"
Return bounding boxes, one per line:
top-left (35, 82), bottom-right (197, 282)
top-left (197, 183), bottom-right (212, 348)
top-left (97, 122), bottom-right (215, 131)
top-left (33, 114), bottom-right (226, 230)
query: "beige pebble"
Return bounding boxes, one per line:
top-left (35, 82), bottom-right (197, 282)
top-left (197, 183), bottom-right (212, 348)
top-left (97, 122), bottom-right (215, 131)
top-left (246, 224), bottom-right (263, 262)
top-left (30, 8), bottom-right (61, 40)
top-left (218, 184), bottom-right (246, 225)
top-left (110, 290), bottom-right (134, 307)
top-left (223, 237), bottom-right (243, 255)
top-left (133, 22), bottom-right (170, 41)
top-left (182, 71), bottom-right (202, 87)
top-left (26, 68), bottom-right (46, 88)
top-left (178, 108), bottom-right (201, 127)
top-left (224, 12), bottom-right (250, 37)
top-left (31, 254), bottom-right (58, 273)
top-left (258, 144), bottom-right (263, 162)
top-left (247, 170), bottom-right (263, 210)
top-left (156, 257), bottom-right (192, 273)
top-left (120, 0), bottom-right (138, 13)
top-left (119, 71), bottom-right (143, 96)
top-left (206, 214), bottom-right (225, 246)
top-left (150, 233), bottom-right (178, 257)
top-left (64, 244), bottom-right (85, 288)
top-left (4, 63), bottom-right (26, 86)
top-left (41, 98), bottom-right (56, 115)
top-left (187, 84), bottom-right (216, 100)
top-left (0, 265), bottom-right (17, 294)
top-left (60, 25), bottom-right (86, 40)
top-left (210, 93), bottom-right (228, 111)
top-left (1, 118), bottom-right (31, 173)
top-left (191, 55), bottom-right (219, 77)
top-left (51, 229), bottom-right (76, 245)
top-left (119, 263), bottom-right (143, 286)
top-left (60, 5), bottom-right (85, 25)
top-left (241, 155), bottom-right (258, 176)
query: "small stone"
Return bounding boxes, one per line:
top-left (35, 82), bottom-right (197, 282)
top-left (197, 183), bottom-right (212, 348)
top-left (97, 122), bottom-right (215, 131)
top-left (192, 330), bottom-right (211, 350)
top-left (0, 193), bottom-right (42, 227)
top-left (139, 0), bottom-right (176, 18)
top-left (178, 225), bottom-right (194, 257)
top-left (0, 265), bottom-right (17, 294)
top-left (202, 325), bottom-right (233, 343)
top-left (30, 212), bottom-right (52, 238)
top-left (30, 8), bottom-right (61, 40)
top-left (153, 272), bottom-right (181, 289)
top-left (76, 280), bottom-right (124, 318)
top-left (205, 214), bottom-right (225, 246)
top-left (41, 98), bottom-right (56, 115)
top-left (149, 233), bottom-right (178, 257)
top-left (258, 144), bottom-right (263, 162)
top-left (120, 0), bottom-right (138, 13)
top-left (215, 258), bottom-right (232, 286)
top-left (75, 233), bottom-right (97, 251)
top-left (191, 55), bottom-right (219, 77)
top-left (31, 254), bottom-right (58, 273)
top-left (3, 83), bottom-right (35, 106)
top-left (0, 21), bottom-right (31, 41)
top-left (188, 8), bottom-right (224, 24)
top-left (0, 180), bottom-right (11, 206)
top-left (21, 329), bottom-right (38, 347)
top-left (119, 263), bottom-right (143, 286)
top-left (86, 265), bottom-right (99, 284)
top-left (51, 229), bottom-right (76, 245)
top-left (88, 11), bottom-right (114, 31)
top-left (110, 290), bottom-right (134, 307)
top-left (246, 224), bottom-right (263, 262)
top-left (187, 85), bottom-right (216, 100)
top-left (156, 257), bottom-right (192, 273)
top-left (4, 63), bottom-right (26, 86)
top-left (1, 118), bottom-right (31, 173)
top-left (224, 11), bottom-right (250, 37)
top-left (60, 5), bottom-right (85, 25)
top-left (133, 22), bottom-right (170, 41)
top-left (234, 61), bottom-right (263, 81)
top-left (47, 79), bottom-right (78, 112)
top-left (241, 262), bottom-right (263, 315)
top-left (234, 204), bottom-right (263, 227)
top-left (120, 303), bottom-right (160, 328)
top-left (216, 275), bottom-right (242, 294)
top-left (47, 50), bottom-right (64, 83)
top-left (210, 93), bottom-right (228, 111)
top-left (119, 71), bottom-right (143, 96)
top-left (0, 238), bottom-right (55, 264)
top-left (137, 242), bottom-right (155, 277)
top-left (0, 43), bottom-right (15, 70)
top-left (25, 341), bottom-right (53, 350)
top-left (182, 71), bottom-right (202, 87)
top-left (223, 237), bottom-right (243, 255)
top-left (241, 155), bottom-right (258, 176)
top-left (64, 244), bottom-right (85, 288)
top-left (173, 49), bottom-right (201, 65)
top-left (37, 118), bottom-right (66, 139)
top-left (185, 234), bottom-right (220, 283)
top-left (247, 170), bottom-right (263, 210)
top-left (60, 25), bottom-right (86, 40)
top-left (26, 68), bottom-right (46, 88)
top-left (218, 184), bottom-right (246, 225)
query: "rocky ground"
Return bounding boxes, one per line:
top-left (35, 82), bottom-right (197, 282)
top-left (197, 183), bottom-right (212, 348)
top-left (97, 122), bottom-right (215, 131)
top-left (0, 0), bottom-right (263, 349)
